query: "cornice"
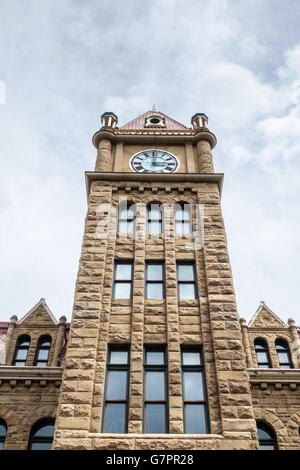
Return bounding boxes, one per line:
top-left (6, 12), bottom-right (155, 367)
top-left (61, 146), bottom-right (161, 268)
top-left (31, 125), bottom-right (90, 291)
top-left (0, 366), bottom-right (63, 381)
top-left (92, 127), bottom-right (217, 149)
top-left (248, 368), bottom-right (300, 384)
top-left (85, 172), bottom-right (224, 200)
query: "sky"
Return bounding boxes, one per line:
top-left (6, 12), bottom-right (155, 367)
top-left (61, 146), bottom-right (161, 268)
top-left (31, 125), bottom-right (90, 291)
top-left (0, 0), bottom-right (300, 324)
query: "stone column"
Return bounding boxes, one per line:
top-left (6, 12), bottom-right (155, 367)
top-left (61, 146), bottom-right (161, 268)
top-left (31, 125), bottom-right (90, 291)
top-left (196, 140), bottom-right (214, 173)
top-left (95, 139), bottom-right (112, 172)
top-left (5, 315), bottom-right (18, 364)
top-left (51, 316), bottom-right (67, 366)
top-left (239, 318), bottom-right (254, 368)
top-left (288, 318), bottom-right (300, 369)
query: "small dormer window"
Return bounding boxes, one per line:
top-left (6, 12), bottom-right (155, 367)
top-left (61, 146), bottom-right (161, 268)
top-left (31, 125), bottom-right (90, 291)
top-left (145, 115), bottom-right (165, 127)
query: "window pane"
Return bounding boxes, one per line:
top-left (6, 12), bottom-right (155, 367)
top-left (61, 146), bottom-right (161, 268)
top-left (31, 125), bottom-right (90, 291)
top-left (258, 364), bottom-right (270, 369)
top-left (14, 361), bottom-right (26, 366)
top-left (37, 349), bottom-right (49, 361)
top-left (277, 352), bottom-right (289, 363)
top-left (145, 404), bottom-right (166, 433)
top-left (146, 371), bottom-right (165, 400)
top-left (148, 207), bottom-right (161, 220)
top-left (30, 442), bottom-right (52, 450)
top-left (185, 404), bottom-right (206, 434)
top-left (276, 342), bottom-right (287, 351)
top-left (146, 351), bottom-right (165, 365)
top-left (181, 207), bottom-right (191, 220)
top-left (178, 265), bottom-right (194, 281)
top-left (256, 352), bottom-right (268, 363)
top-left (0, 425), bottom-right (6, 437)
top-left (109, 350), bottom-right (128, 365)
top-left (175, 221), bottom-right (183, 234)
top-left (147, 283), bottom-right (163, 299)
top-left (107, 371), bottom-right (127, 400)
top-left (179, 283), bottom-right (196, 300)
top-left (119, 221), bottom-right (129, 233)
top-left (115, 264), bottom-right (132, 280)
top-left (114, 283), bottom-right (131, 299)
top-left (104, 403), bottom-right (126, 433)
top-left (19, 339), bottom-right (30, 346)
top-left (257, 428), bottom-right (273, 440)
top-left (183, 221), bottom-right (192, 234)
top-left (16, 349), bottom-right (28, 360)
top-left (0, 442), bottom-right (3, 450)
top-left (147, 264), bottom-right (163, 280)
top-left (259, 444), bottom-right (275, 450)
top-left (182, 352), bottom-right (201, 366)
top-left (184, 372), bottom-right (204, 401)
top-left (255, 342), bottom-right (266, 350)
top-left (35, 425), bottom-right (54, 438)
top-left (279, 365), bottom-right (291, 369)
top-left (148, 221), bottom-right (161, 234)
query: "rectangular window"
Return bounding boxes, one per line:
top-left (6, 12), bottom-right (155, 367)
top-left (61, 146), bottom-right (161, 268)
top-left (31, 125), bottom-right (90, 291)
top-left (145, 262), bottom-right (165, 299)
top-left (112, 261), bottom-right (134, 299)
top-left (181, 347), bottom-right (209, 434)
top-left (143, 346), bottom-right (168, 433)
top-left (177, 262), bottom-right (198, 300)
top-left (102, 345), bottom-right (130, 433)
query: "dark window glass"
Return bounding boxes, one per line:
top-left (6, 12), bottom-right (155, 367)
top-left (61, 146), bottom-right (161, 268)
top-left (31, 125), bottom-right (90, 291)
top-left (275, 339), bottom-right (293, 369)
top-left (12, 336), bottom-right (31, 366)
top-left (102, 346), bottom-right (130, 433)
top-left (147, 203), bottom-right (163, 235)
top-left (145, 262), bottom-right (165, 299)
top-left (27, 419), bottom-right (55, 450)
top-left (174, 203), bottom-right (192, 235)
top-left (34, 336), bottom-right (52, 367)
top-left (0, 420), bottom-right (7, 450)
top-left (144, 346), bottom-right (168, 433)
top-left (177, 262), bottom-right (197, 300)
top-left (254, 339), bottom-right (272, 368)
top-left (113, 261), bottom-right (133, 299)
top-left (181, 347), bottom-right (209, 434)
top-left (257, 421), bottom-right (277, 450)
top-left (118, 203), bottom-right (136, 234)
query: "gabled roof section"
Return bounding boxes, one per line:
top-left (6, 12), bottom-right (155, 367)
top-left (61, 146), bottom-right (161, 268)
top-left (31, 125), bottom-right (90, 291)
top-left (248, 301), bottom-right (288, 329)
top-left (18, 298), bottom-right (58, 326)
top-left (121, 109), bottom-right (189, 130)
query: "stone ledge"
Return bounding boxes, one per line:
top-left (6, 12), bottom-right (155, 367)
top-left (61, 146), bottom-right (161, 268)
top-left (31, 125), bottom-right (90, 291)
top-left (88, 433), bottom-right (224, 440)
top-left (0, 366), bottom-right (63, 381)
top-left (248, 368), bottom-right (300, 383)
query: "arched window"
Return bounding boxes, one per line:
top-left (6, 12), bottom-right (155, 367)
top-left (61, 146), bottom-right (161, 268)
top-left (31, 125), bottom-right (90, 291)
top-left (275, 339), bottom-right (293, 369)
top-left (254, 339), bottom-right (272, 368)
top-left (34, 336), bottom-right (52, 367)
top-left (147, 203), bottom-right (163, 234)
top-left (12, 335), bottom-right (30, 366)
top-left (27, 418), bottom-right (55, 450)
top-left (174, 203), bottom-right (192, 235)
top-left (0, 419), bottom-right (7, 450)
top-left (257, 421), bottom-right (277, 450)
top-left (118, 202), bottom-right (136, 234)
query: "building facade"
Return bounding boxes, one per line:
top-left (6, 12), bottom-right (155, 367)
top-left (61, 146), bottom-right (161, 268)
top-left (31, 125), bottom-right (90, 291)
top-left (0, 109), bottom-right (300, 450)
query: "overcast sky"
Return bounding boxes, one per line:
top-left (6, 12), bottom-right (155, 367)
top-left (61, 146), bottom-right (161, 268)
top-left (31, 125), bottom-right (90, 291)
top-left (0, 0), bottom-right (299, 325)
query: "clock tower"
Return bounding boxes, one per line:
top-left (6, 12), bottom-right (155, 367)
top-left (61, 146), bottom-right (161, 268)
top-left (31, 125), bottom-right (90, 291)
top-left (53, 109), bottom-right (258, 450)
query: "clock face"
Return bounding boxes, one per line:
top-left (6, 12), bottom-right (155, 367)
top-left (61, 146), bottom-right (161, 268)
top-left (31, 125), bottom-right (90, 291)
top-left (129, 149), bottom-right (179, 173)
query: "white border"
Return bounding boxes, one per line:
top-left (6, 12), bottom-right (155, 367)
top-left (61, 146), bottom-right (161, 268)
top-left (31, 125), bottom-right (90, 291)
top-left (129, 149), bottom-right (180, 173)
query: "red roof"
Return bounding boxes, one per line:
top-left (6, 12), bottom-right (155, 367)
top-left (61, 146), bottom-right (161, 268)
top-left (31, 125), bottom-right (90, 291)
top-left (121, 110), bottom-right (189, 131)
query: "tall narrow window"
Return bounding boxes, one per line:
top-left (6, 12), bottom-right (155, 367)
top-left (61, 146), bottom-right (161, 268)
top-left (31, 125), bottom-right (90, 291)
top-left (181, 347), bottom-right (209, 434)
top-left (177, 262), bottom-right (198, 300)
top-left (254, 339), bottom-right (272, 368)
top-left (102, 346), bottom-right (130, 433)
top-left (34, 336), bottom-right (52, 367)
top-left (147, 203), bottom-right (163, 235)
top-left (112, 261), bottom-right (134, 299)
top-left (145, 262), bottom-right (165, 299)
top-left (275, 339), bottom-right (293, 369)
top-left (12, 335), bottom-right (30, 366)
top-left (174, 203), bottom-right (192, 235)
top-left (256, 421), bottom-right (277, 450)
top-left (118, 202), bottom-right (136, 234)
top-left (144, 346), bottom-right (168, 433)
top-left (27, 419), bottom-right (55, 450)
top-left (0, 419), bottom-right (7, 450)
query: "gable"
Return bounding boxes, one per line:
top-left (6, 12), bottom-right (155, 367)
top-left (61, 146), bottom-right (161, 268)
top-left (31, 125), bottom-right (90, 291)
top-left (248, 302), bottom-right (287, 329)
top-left (121, 109), bottom-right (189, 130)
top-left (17, 298), bottom-right (58, 327)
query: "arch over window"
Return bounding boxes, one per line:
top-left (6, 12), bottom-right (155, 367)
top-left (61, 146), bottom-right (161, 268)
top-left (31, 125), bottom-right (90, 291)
top-left (0, 419), bottom-right (7, 450)
top-left (275, 338), bottom-right (293, 369)
top-left (174, 202), bottom-right (192, 235)
top-left (12, 335), bottom-right (31, 366)
top-left (27, 418), bottom-right (55, 450)
top-left (147, 202), bottom-right (164, 234)
top-left (256, 421), bottom-right (277, 450)
top-left (117, 202), bottom-right (136, 234)
top-left (254, 338), bottom-right (272, 368)
top-left (34, 335), bottom-right (52, 367)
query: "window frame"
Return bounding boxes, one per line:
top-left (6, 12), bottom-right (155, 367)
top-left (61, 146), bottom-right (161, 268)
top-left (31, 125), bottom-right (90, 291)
top-left (254, 338), bottom-right (272, 369)
top-left (143, 345), bottom-right (169, 434)
top-left (117, 202), bottom-right (136, 235)
top-left (112, 260), bottom-right (134, 299)
top-left (27, 418), bottom-right (55, 450)
top-left (181, 346), bottom-right (210, 434)
top-left (174, 202), bottom-right (193, 235)
top-left (275, 338), bottom-right (293, 369)
top-left (0, 419), bottom-right (7, 450)
top-left (256, 421), bottom-right (278, 450)
top-left (146, 203), bottom-right (164, 235)
top-left (34, 335), bottom-right (52, 367)
top-left (145, 261), bottom-right (165, 300)
top-left (176, 261), bottom-right (198, 300)
top-left (12, 335), bottom-right (31, 366)
top-left (102, 345), bottom-right (130, 434)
